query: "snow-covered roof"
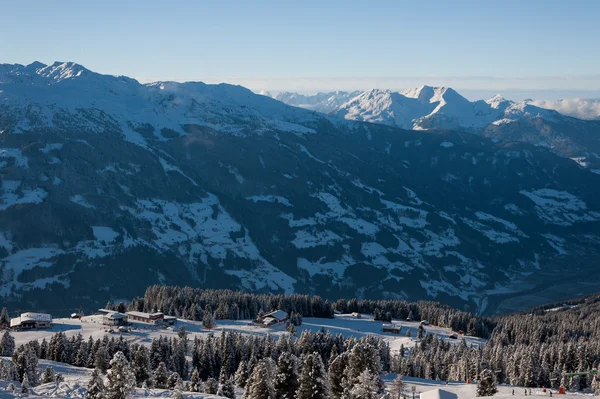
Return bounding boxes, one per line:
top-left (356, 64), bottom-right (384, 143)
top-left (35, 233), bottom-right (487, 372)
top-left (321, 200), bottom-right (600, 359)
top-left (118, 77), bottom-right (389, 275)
top-left (265, 309), bottom-right (288, 321)
top-left (103, 312), bottom-right (127, 319)
top-left (126, 311), bottom-right (164, 319)
top-left (20, 312), bottom-right (52, 322)
top-left (420, 389), bottom-right (458, 399)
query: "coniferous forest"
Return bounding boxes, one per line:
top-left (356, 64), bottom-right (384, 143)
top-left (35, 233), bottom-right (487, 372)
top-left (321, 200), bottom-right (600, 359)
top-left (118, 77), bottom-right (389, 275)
top-left (2, 286), bottom-right (600, 398)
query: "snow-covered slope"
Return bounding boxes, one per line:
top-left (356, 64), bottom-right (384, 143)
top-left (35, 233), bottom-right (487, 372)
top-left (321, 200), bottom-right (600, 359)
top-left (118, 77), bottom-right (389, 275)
top-left (1, 62), bottom-right (600, 314)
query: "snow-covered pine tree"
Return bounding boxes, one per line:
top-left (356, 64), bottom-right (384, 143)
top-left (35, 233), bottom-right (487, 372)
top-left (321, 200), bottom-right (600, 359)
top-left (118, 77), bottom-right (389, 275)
top-left (172, 388), bottom-right (184, 399)
top-left (21, 373), bottom-right (29, 393)
top-left (234, 360), bottom-right (249, 388)
top-left (87, 368), bottom-right (105, 399)
top-left (273, 351), bottom-right (299, 399)
top-left (42, 366), bottom-right (55, 384)
top-left (0, 331), bottom-right (15, 356)
top-left (329, 353), bottom-right (348, 399)
top-left (154, 361), bottom-right (168, 389)
top-left (204, 377), bottom-right (218, 394)
top-left (217, 377), bottom-right (236, 399)
top-left (95, 345), bottom-right (109, 374)
top-left (349, 368), bottom-right (381, 399)
top-left (243, 359), bottom-right (274, 399)
top-left (202, 311), bottom-right (216, 329)
top-left (105, 351), bottom-right (135, 399)
top-left (390, 375), bottom-right (404, 399)
top-left (297, 352), bottom-right (329, 399)
top-left (189, 369), bottom-right (200, 392)
top-left (132, 346), bottom-right (151, 387)
top-left (476, 369), bottom-right (498, 397)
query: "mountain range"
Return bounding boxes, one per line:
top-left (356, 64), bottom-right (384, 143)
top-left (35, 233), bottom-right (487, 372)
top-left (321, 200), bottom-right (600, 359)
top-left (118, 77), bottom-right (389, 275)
top-left (270, 88), bottom-right (600, 171)
top-left (1, 62), bottom-right (600, 315)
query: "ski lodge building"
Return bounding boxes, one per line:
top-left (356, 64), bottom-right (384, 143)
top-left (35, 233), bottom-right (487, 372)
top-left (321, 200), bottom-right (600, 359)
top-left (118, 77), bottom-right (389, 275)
top-left (101, 311), bottom-right (128, 326)
top-left (10, 312), bottom-right (52, 329)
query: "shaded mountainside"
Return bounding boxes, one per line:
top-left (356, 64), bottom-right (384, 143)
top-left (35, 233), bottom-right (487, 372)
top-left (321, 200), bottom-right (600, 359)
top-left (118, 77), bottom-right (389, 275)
top-left (1, 62), bottom-right (600, 314)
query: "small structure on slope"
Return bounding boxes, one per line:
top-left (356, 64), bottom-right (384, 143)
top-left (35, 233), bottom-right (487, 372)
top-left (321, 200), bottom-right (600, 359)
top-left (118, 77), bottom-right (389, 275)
top-left (382, 324), bottom-right (402, 334)
top-left (262, 309), bottom-right (288, 326)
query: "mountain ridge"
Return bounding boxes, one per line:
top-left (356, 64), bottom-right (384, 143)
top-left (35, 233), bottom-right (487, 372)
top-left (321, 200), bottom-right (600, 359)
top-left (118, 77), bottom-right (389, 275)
top-left (1, 62), bottom-right (600, 315)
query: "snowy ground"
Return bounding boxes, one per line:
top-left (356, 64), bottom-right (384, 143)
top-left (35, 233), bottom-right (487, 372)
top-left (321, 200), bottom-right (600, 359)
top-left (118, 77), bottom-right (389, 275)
top-left (9, 313), bottom-right (486, 354)
top-left (385, 376), bottom-right (594, 399)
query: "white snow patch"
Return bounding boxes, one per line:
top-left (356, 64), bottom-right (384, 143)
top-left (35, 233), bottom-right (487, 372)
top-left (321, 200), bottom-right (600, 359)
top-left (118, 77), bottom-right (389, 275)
top-left (91, 226), bottom-right (120, 243)
top-left (292, 229), bottom-right (342, 248)
top-left (70, 195), bottom-right (95, 209)
top-left (440, 141), bottom-right (454, 148)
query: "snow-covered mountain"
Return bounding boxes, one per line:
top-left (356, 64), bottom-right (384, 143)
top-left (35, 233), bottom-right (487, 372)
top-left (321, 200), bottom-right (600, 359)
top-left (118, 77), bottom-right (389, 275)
top-left (274, 91), bottom-right (361, 113)
top-left (2, 62), bottom-right (600, 314)
top-left (272, 87), bottom-right (600, 170)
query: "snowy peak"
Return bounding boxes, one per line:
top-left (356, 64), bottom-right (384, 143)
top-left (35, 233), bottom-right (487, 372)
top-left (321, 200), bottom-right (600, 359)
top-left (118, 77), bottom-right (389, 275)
top-left (36, 61), bottom-right (90, 83)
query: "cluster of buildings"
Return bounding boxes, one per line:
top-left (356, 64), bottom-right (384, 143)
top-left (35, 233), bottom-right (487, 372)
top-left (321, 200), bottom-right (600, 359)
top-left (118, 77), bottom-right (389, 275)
top-left (98, 309), bottom-right (177, 327)
top-left (7, 309), bottom-right (178, 330)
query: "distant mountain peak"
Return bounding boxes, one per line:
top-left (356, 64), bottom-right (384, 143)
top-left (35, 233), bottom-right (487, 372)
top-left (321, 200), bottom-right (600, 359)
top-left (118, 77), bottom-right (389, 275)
top-left (36, 61), bottom-right (90, 82)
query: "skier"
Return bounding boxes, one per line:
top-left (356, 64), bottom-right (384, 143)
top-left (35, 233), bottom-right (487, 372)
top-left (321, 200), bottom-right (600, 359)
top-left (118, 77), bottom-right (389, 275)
top-left (512, 389), bottom-right (514, 396)
top-left (549, 391), bottom-right (553, 397)
top-left (525, 389), bottom-right (528, 396)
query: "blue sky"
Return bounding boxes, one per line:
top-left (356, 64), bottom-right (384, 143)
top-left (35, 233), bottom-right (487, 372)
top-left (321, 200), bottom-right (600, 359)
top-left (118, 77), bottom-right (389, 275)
top-left (1, 0), bottom-right (599, 99)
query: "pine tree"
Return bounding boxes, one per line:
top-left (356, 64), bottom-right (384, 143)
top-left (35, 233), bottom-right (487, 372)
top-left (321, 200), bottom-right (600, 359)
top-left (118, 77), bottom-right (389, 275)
top-left (218, 377), bottom-right (236, 399)
top-left (154, 362), bottom-right (168, 389)
top-left (172, 389), bottom-right (184, 399)
top-left (0, 331), bottom-right (15, 356)
top-left (86, 368), bottom-right (106, 399)
top-left (297, 352), bottom-right (329, 399)
top-left (105, 351), bottom-right (135, 399)
top-left (21, 373), bottom-right (30, 394)
top-left (273, 351), bottom-right (299, 399)
top-left (132, 346), bottom-right (151, 387)
top-left (234, 360), bottom-right (249, 388)
top-left (189, 369), bottom-right (200, 392)
top-left (202, 311), bottom-right (216, 329)
top-left (243, 360), bottom-right (274, 399)
top-left (95, 346), bottom-right (109, 374)
top-left (204, 377), bottom-right (218, 394)
top-left (390, 375), bottom-right (404, 399)
top-left (328, 353), bottom-right (348, 399)
top-left (0, 307), bottom-right (9, 328)
top-left (42, 366), bottom-right (55, 384)
top-left (349, 369), bottom-right (381, 399)
top-left (476, 369), bottom-right (498, 397)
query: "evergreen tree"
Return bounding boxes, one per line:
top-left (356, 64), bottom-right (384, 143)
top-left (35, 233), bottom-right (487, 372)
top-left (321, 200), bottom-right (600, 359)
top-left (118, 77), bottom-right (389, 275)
top-left (390, 375), bottom-right (404, 399)
top-left (172, 389), bottom-right (184, 399)
top-left (86, 368), bottom-right (105, 399)
top-left (132, 346), bottom-right (151, 387)
top-left (243, 360), bottom-right (274, 399)
top-left (273, 352), bottom-right (299, 399)
top-left (349, 369), bottom-right (381, 399)
top-left (202, 311), bottom-right (216, 329)
top-left (95, 346), bottom-right (109, 374)
top-left (42, 366), bottom-right (55, 384)
top-left (297, 352), bottom-right (329, 399)
top-left (204, 377), bottom-right (218, 394)
top-left (476, 369), bottom-right (498, 397)
top-left (234, 360), bottom-right (249, 388)
top-left (105, 352), bottom-right (135, 399)
top-left (218, 377), bottom-right (236, 399)
top-left (154, 362), bottom-right (168, 389)
top-left (328, 353), bottom-right (348, 399)
top-left (189, 369), bottom-right (200, 392)
top-left (21, 373), bottom-right (30, 394)
top-left (0, 331), bottom-right (15, 356)
top-left (0, 307), bottom-right (8, 327)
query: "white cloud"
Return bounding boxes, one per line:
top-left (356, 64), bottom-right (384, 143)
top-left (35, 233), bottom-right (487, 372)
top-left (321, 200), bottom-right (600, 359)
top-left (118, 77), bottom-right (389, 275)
top-left (529, 98), bottom-right (600, 120)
